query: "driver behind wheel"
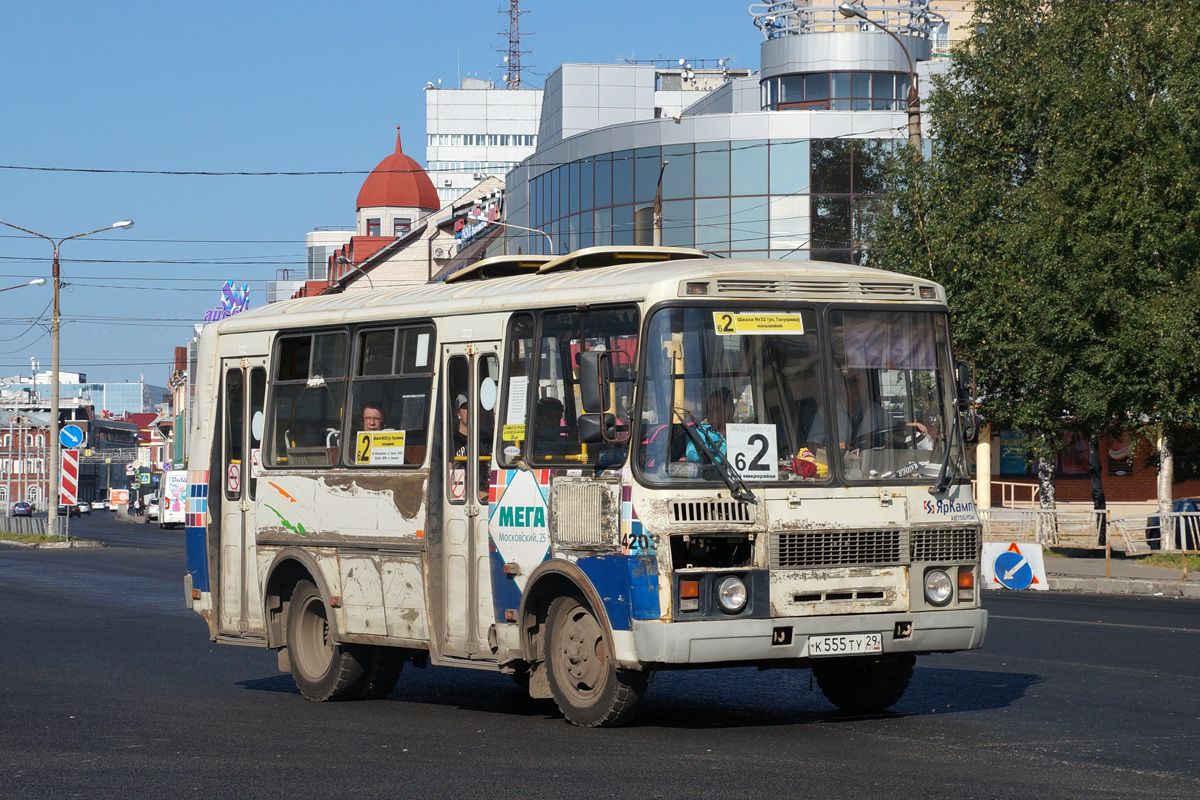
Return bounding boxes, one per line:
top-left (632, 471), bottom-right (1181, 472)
top-left (805, 369), bottom-right (927, 453)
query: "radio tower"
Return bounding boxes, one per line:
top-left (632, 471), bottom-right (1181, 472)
top-left (502, 1), bottom-right (531, 88)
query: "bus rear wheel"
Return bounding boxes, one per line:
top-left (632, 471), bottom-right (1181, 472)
top-left (545, 595), bottom-right (644, 727)
top-left (811, 653), bottom-right (915, 713)
top-left (286, 579), bottom-right (367, 701)
top-left (353, 646), bottom-right (403, 700)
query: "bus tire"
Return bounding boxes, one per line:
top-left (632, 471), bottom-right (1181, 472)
top-left (286, 579), bottom-right (366, 701)
top-left (811, 653), bottom-right (915, 713)
top-left (353, 646), bottom-right (403, 700)
top-left (544, 595), bottom-right (644, 727)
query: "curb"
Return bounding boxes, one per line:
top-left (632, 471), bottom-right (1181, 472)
top-left (0, 538), bottom-right (107, 550)
top-left (1045, 575), bottom-right (1200, 599)
top-left (983, 575), bottom-right (1200, 598)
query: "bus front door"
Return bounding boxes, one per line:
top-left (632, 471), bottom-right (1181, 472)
top-left (218, 357), bottom-right (268, 638)
top-left (439, 343), bottom-right (499, 660)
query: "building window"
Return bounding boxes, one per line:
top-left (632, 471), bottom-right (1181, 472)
top-left (762, 71), bottom-right (909, 112)
top-left (394, 218), bottom-right (411, 236)
top-left (366, 218), bottom-right (381, 237)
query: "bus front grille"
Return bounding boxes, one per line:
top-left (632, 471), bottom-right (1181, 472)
top-left (771, 529), bottom-right (905, 569)
top-left (670, 499), bottom-right (754, 524)
top-left (910, 527), bottom-right (981, 562)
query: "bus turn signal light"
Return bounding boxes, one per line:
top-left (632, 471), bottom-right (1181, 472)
top-left (958, 567), bottom-right (975, 602)
top-left (679, 579), bottom-right (700, 612)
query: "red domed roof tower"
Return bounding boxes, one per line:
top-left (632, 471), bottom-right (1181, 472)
top-left (357, 129), bottom-right (440, 212)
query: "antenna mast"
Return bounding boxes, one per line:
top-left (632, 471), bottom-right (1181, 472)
top-left (503, 1), bottom-right (531, 88)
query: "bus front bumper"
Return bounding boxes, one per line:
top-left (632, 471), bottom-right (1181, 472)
top-left (631, 608), bottom-right (987, 666)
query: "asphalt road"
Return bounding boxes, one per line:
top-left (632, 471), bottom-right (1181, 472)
top-left (2, 513), bottom-right (1198, 799)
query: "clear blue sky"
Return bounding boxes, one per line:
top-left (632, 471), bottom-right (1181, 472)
top-left (0, 1), bottom-right (760, 385)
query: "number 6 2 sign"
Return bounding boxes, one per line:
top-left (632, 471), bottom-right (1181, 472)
top-left (725, 423), bottom-right (778, 481)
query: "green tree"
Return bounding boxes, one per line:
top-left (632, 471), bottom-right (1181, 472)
top-left (873, 0), bottom-right (1200, 510)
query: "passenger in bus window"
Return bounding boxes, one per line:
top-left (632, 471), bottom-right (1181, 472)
top-left (361, 402), bottom-right (387, 432)
top-left (452, 394), bottom-right (469, 458)
top-left (683, 388), bottom-right (733, 463)
top-left (533, 396), bottom-right (568, 456)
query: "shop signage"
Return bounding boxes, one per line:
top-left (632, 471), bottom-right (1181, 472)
top-left (202, 281), bottom-right (251, 323)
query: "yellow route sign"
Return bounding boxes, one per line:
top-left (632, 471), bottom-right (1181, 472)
top-left (713, 312), bottom-right (805, 335)
top-left (355, 430), bottom-right (406, 465)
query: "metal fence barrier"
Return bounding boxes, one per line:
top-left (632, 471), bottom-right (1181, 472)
top-left (981, 508), bottom-right (1198, 583)
top-left (1, 516), bottom-right (49, 537)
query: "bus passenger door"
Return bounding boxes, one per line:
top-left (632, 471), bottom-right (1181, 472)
top-left (439, 343), bottom-right (499, 660)
top-left (218, 357), bottom-right (268, 638)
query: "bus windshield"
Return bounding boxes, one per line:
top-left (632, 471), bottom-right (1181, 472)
top-left (636, 305), bottom-right (966, 485)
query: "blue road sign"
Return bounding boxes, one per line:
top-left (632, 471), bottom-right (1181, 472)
top-left (994, 549), bottom-right (1034, 590)
top-left (59, 424), bottom-right (84, 449)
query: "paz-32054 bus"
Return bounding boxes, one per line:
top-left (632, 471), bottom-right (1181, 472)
top-left (184, 246), bottom-right (986, 727)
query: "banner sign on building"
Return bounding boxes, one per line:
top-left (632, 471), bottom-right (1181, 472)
top-left (454, 191), bottom-right (503, 249)
top-left (202, 281), bottom-right (251, 323)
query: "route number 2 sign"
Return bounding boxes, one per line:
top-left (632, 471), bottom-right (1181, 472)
top-left (725, 423), bottom-right (778, 481)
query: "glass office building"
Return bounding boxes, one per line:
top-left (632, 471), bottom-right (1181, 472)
top-left (503, 3), bottom-right (946, 264)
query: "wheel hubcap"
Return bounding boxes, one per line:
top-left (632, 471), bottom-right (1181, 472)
top-left (556, 604), bottom-right (606, 699)
top-left (294, 596), bottom-right (334, 680)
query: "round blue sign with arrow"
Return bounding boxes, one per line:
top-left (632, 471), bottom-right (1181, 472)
top-left (59, 424), bottom-right (84, 449)
top-left (994, 549), bottom-right (1034, 590)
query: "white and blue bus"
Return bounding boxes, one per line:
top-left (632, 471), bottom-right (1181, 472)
top-left (184, 246), bottom-right (985, 726)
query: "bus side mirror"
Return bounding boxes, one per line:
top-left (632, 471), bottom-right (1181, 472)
top-left (955, 358), bottom-right (979, 443)
top-left (579, 351), bottom-right (610, 414)
top-left (578, 413), bottom-right (617, 443)
top-left (961, 408), bottom-right (979, 444)
top-left (955, 359), bottom-right (973, 413)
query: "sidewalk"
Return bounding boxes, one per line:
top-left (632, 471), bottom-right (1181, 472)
top-left (985, 552), bottom-right (1200, 598)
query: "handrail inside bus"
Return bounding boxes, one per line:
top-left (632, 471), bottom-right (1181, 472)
top-left (536, 246), bottom-right (710, 274)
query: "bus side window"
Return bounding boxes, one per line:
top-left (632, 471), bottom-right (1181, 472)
top-left (446, 356), bottom-right (471, 504)
top-left (345, 324), bottom-right (434, 467)
top-left (224, 368), bottom-right (244, 501)
top-left (248, 367), bottom-right (265, 499)
top-left (268, 331), bottom-right (348, 467)
top-left (497, 313), bottom-right (534, 467)
top-left (533, 306), bottom-right (639, 467)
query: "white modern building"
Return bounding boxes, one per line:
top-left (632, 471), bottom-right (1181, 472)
top-left (425, 78), bottom-right (543, 207)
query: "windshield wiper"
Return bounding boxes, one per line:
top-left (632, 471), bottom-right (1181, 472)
top-left (679, 414), bottom-right (757, 504)
top-left (930, 411), bottom-right (961, 495)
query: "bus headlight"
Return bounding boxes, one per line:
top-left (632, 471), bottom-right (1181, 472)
top-left (717, 576), bottom-right (748, 613)
top-left (924, 569), bottom-right (953, 607)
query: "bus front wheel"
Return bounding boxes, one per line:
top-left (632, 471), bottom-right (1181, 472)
top-left (544, 595), bottom-right (644, 727)
top-left (286, 579), bottom-right (367, 701)
top-left (811, 653), bottom-right (915, 713)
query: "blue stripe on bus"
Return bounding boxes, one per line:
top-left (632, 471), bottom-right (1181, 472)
top-left (185, 526), bottom-right (210, 592)
top-left (576, 553), bottom-right (661, 630)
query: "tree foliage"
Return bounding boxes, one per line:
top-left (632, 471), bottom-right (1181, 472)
top-left (873, 0), bottom-right (1200, 454)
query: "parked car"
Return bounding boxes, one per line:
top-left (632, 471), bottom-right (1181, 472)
top-left (145, 503), bottom-right (160, 522)
top-left (11, 501), bottom-right (33, 517)
top-left (91, 500), bottom-right (107, 511)
top-left (77, 502), bottom-right (91, 516)
top-left (57, 504), bottom-right (81, 517)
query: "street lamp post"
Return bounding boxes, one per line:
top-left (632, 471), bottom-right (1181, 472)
top-left (0, 219), bottom-right (134, 537)
top-left (335, 255), bottom-right (375, 290)
top-left (652, 160), bottom-right (670, 247)
top-left (838, 2), bottom-right (921, 148)
top-left (0, 279), bottom-right (48, 293)
top-left (468, 216), bottom-right (555, 256)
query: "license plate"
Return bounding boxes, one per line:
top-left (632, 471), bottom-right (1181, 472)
top-left (807, 632), bottom-right (883, 657)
